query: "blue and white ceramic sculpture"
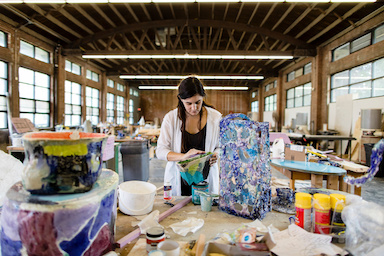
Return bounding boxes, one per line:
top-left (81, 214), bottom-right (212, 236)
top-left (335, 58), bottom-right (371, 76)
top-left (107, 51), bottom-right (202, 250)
top-left (218, 113), bottom-right (271, 220)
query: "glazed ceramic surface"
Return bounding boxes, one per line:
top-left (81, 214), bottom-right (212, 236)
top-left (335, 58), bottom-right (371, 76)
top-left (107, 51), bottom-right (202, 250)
top-left (0, 169), bottom-right (118, 256)
top-left (22, 131), bottom-right (108, 194)
top-left (218, 113), bottom-right (271, 220)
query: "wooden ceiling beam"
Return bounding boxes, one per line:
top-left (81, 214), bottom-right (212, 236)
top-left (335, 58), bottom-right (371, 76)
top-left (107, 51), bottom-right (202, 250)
top-left (68, 19), bottom-right (313, 49)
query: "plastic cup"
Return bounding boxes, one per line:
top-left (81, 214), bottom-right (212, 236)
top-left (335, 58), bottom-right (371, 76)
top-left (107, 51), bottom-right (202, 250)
top-left (200, 194), bottom-right (212, 212)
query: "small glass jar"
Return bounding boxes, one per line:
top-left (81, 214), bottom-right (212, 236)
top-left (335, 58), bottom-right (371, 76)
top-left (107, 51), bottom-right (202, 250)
top-left (146, 227), bottom-right (165, 252)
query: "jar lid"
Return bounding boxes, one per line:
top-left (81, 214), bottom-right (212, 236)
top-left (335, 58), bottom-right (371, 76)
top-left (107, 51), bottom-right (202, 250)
top-left (146, 227), bottom-right (165, 237)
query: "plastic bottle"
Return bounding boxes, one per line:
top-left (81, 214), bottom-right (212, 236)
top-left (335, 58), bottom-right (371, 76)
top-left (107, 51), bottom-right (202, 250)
top-left (163, 181), bottom-right (172, 200)
top-left (313, 193), bottom-right (331, 234)
top-left (330, 193), bottom-right (346, 233)
top-left (295, 192), bottom-right (312, 232)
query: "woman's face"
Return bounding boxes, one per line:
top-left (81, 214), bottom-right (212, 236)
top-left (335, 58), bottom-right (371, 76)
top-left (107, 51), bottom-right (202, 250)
top-left (181, 94), bottom-right (204, 116)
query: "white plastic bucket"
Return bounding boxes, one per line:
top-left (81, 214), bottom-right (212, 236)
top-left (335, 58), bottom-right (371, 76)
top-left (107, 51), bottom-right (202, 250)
top-left (118, 181), bottom-right (157, 215)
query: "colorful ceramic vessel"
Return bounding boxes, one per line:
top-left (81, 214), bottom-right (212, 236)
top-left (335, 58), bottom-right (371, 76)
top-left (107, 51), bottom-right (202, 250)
top-left (22, 131), bottom-right (108, 194)
top-left (0, 169), bottom-right (118, 256)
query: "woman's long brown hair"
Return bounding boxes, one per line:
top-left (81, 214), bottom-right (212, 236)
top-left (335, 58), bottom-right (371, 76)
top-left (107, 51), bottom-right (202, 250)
top-left (177, 76), bottom-right (213, 152)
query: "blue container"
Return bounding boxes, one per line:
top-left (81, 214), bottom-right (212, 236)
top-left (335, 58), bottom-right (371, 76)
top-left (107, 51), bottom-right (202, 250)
top-left (192, 181), bottom-right (208, 205)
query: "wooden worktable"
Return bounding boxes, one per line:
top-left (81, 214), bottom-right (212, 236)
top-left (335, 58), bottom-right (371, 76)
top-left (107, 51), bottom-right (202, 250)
top-left (114, 195), bottom-right (291, 255)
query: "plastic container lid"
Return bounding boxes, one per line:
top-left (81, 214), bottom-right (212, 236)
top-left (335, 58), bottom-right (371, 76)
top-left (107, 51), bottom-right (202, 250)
top-left (146, 227), bottom-right (165, 238)
top-left (295, 192), bottom-right (312, 209)
top-left (313, 193), bottom-right (330, 210)
top-left (330, 194), bottom-right (346, 211)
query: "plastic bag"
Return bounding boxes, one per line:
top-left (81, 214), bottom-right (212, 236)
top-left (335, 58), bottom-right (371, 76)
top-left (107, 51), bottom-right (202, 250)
top-left (342, 196), bottom-right (384, 255)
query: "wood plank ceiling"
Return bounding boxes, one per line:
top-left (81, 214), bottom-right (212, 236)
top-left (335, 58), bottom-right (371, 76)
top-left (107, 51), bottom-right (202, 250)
top-left (1, 2), bottom-right (383, 87)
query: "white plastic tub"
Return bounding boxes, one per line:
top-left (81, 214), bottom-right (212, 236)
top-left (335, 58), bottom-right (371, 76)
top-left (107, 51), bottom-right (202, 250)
top-left (118, 181), bottom-right (157, 215)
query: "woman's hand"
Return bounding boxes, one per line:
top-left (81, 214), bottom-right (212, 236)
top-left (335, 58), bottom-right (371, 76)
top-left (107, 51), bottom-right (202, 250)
top-left (209, 153), bottom-right (218, 166)
top-left (182, 149), bottom-right (205, 161)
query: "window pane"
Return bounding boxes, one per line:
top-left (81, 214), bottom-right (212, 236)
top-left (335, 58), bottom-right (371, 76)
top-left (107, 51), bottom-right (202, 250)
top-left (65, 92), bottom-right (71, 104)
top-left (92, 108), bottom-right (99, 115)
top-left (36, 101), bottom-right (50, 113)
top-left (0, 31), bottom-right (6, 47)
top-left (72, 82), bottom-right (81, 94)
top-left (333, 43), bottom-right (350, 61)
top-left (92, 89), bottom-right (99, 98)
top-left (295, 86), bottom-right (303, 98)
top-left (19, 113), bottom-right (34, 123)
top-left (303, 95), bottom-right (311, 106)
top-left (304, 63), bottom-right (312, 74)
top-left (86, 97), bottom-right (92, 106)
top-left (0, 112), bottom-right (7, 129)
top-left (86, 70), bottom-right (92, 79)
top-left (373, 78), bottom-right (384, 97)
top-left (73, 105), bottom-right (81, 114)
top-left (287, 99), bottom-right (294, 108)
top-left (287, 72), bottom-right (294, 82)
top-left (351, 33), bottom-right (371, 53)
top-left (19, 83), bottom-right (34, 99)
top-left (35, 87), bottom-right (50, 101)
top-left (92, 98), bottom-right (99, 107)
top-left (350, 81), bottom-right (371, 99)
top-left (35, 47), bottom-right (49, 63)
top-left (20, 41), bottom-right (34, 58)
top-left (373, 58), bottom-right (384, 79)
top-left (72, 115), bottom-right (81, 126)
top-left (65, 115), bottom-right (71, 126)
top-left (331, 70), bottom-right (349, 89)
top-left (331, 87), bottom-right (349, 102)
top-left (65, 104), bottom-right (72, 114)
top-left (72, 63), bottom-right (81, 75)
top-left (373, 24), bottom-right (384, 44)
top-left (0, 61), bottom-right (7, 79)
top-left (35, 72), bottom-right (50, 88)
top-left (65, 80), bottom-right (71, 92)
top-left (303, 83), bottom-right (312, 95)
top-left (287, 88), bottom-right (294, 99)
top-left (72, 94), bottom-right (81, 105)
top-left (350, 63), bottom-right (372, 84)
top-left (0, 79), bottom-right (7, 94)
top-left (295, 68), bottom-right (303, 78)
top-left (19, 67), bottom-right (34, 84)
top-left (92, 72), bottom-right (99, 82)
top-left (65, 60), bottom-right (71, 72)
top-left (19, 99), bottom-right (34, 112)
top-left (86, 86), bottom-right (92, 95)
top-left (0, 96), bottom-right (6, 111)
top-left (86, 107), bottom-right (92, 115)
top-left (295, 97), bottom-right (303, 107)
top-left (35, 113), bottom-right (49, 128)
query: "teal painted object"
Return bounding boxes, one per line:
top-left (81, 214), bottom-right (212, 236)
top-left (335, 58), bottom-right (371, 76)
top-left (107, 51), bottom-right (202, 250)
top-left (270, 159), bottom-right (346, 175)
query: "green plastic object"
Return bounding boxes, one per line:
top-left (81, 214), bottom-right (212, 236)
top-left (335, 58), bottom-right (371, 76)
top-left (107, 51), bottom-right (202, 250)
top-left (177, 152), bottom-right (213, 185)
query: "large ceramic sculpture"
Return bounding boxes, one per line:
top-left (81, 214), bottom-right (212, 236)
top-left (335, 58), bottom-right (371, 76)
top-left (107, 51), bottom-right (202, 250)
top-left (218, 113), bottom-right (271, 220)
top-left (0, 169), bottom-right (118, 256)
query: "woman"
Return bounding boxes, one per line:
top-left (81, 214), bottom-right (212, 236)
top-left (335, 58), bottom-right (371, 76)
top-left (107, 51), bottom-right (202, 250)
top-left (156, 76), bottom-right (222, 196)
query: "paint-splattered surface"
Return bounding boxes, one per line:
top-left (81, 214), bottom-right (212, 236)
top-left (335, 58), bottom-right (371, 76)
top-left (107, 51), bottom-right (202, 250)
top-left (218, 113), bottom-right (271, 220)
top-left (22, 132), bottom-right (108, 194)
top-left (0, 169), bottom-right (118, 256)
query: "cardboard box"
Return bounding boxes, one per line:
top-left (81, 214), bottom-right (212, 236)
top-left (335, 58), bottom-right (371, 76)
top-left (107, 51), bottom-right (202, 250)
top-left (284, 144), bottom-right (306, 161)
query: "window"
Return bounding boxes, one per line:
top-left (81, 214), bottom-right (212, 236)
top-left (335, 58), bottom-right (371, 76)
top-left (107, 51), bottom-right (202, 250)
top-left (116, 96), bottom-right (125, 124)
top-left (106, 93), bottom-right (115, 123)
top-left (19, 67), bottom-right (50, 128)
top-left (117, 83), bottom-right (125, 92)
top-left (65, 60), bottom-right (81, 75)
top-left (20, 41), bottom-right (49, 63)
top-left (0, 30), bottom-right (7, 48)
top-left (0, 60), bottom-right (8, 129)
top-left (351, 34), bottom-right (371, 53)
top-left (264, 94), bottom-right (276, 112)
top-left (333, 43), bottom-right (350, 61)
top-left (374, 24), bottom-right (384, 44)
top-left (286, 83), bottom-right (311, 108)
top-left (86, 86), bottom-right (100, 125)
top-left (86, 70), bottom-right (99, 82)
top-left (330, 57), bottom-right (384, 102)
top-left (129, 99), bottom-right (134, 125)
top-left (130, 88), bottom-right (133, 95)
top-left (287, 71), bottom-right (295, 82)
top-left (133, 90), bottom-right (139, 97)
top-left (107, 79), bottom-right (114, 88)
top-left (265, 81), bottom-right (276, 92)
top-left (65, 80), bottom-right (82, 127)
top-left (304, 63), bottom-right (312, 75)
top-left (251, 91), bottom-right (258, 98)
top-left (251, 101), bottom-right (258, 112)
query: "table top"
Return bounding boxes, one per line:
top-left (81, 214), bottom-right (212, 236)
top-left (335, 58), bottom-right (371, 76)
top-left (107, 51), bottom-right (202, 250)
top-left (114, 195), bottom-right (291, 256)
top-left (270, 159), bottom-right (347, 176)
top-left (287, 133), bottom-right (356, 141)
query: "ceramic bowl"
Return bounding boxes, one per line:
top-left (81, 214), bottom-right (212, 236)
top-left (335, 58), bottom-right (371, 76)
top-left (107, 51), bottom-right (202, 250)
top-left (22, 131), bottom-right (108, 194)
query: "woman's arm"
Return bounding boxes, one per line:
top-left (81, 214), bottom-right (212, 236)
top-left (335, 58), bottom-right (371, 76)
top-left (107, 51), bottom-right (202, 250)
top-left (166, 149), bottom-right (205, 162)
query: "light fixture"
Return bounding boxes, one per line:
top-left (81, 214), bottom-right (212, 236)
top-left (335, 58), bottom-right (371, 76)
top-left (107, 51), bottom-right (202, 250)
top-left (120, 75), bottom-right (264, 80)
top-left (138, 85), bottom-right (249, 90)
top-left (83, 54), bottom-right (293, 60)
